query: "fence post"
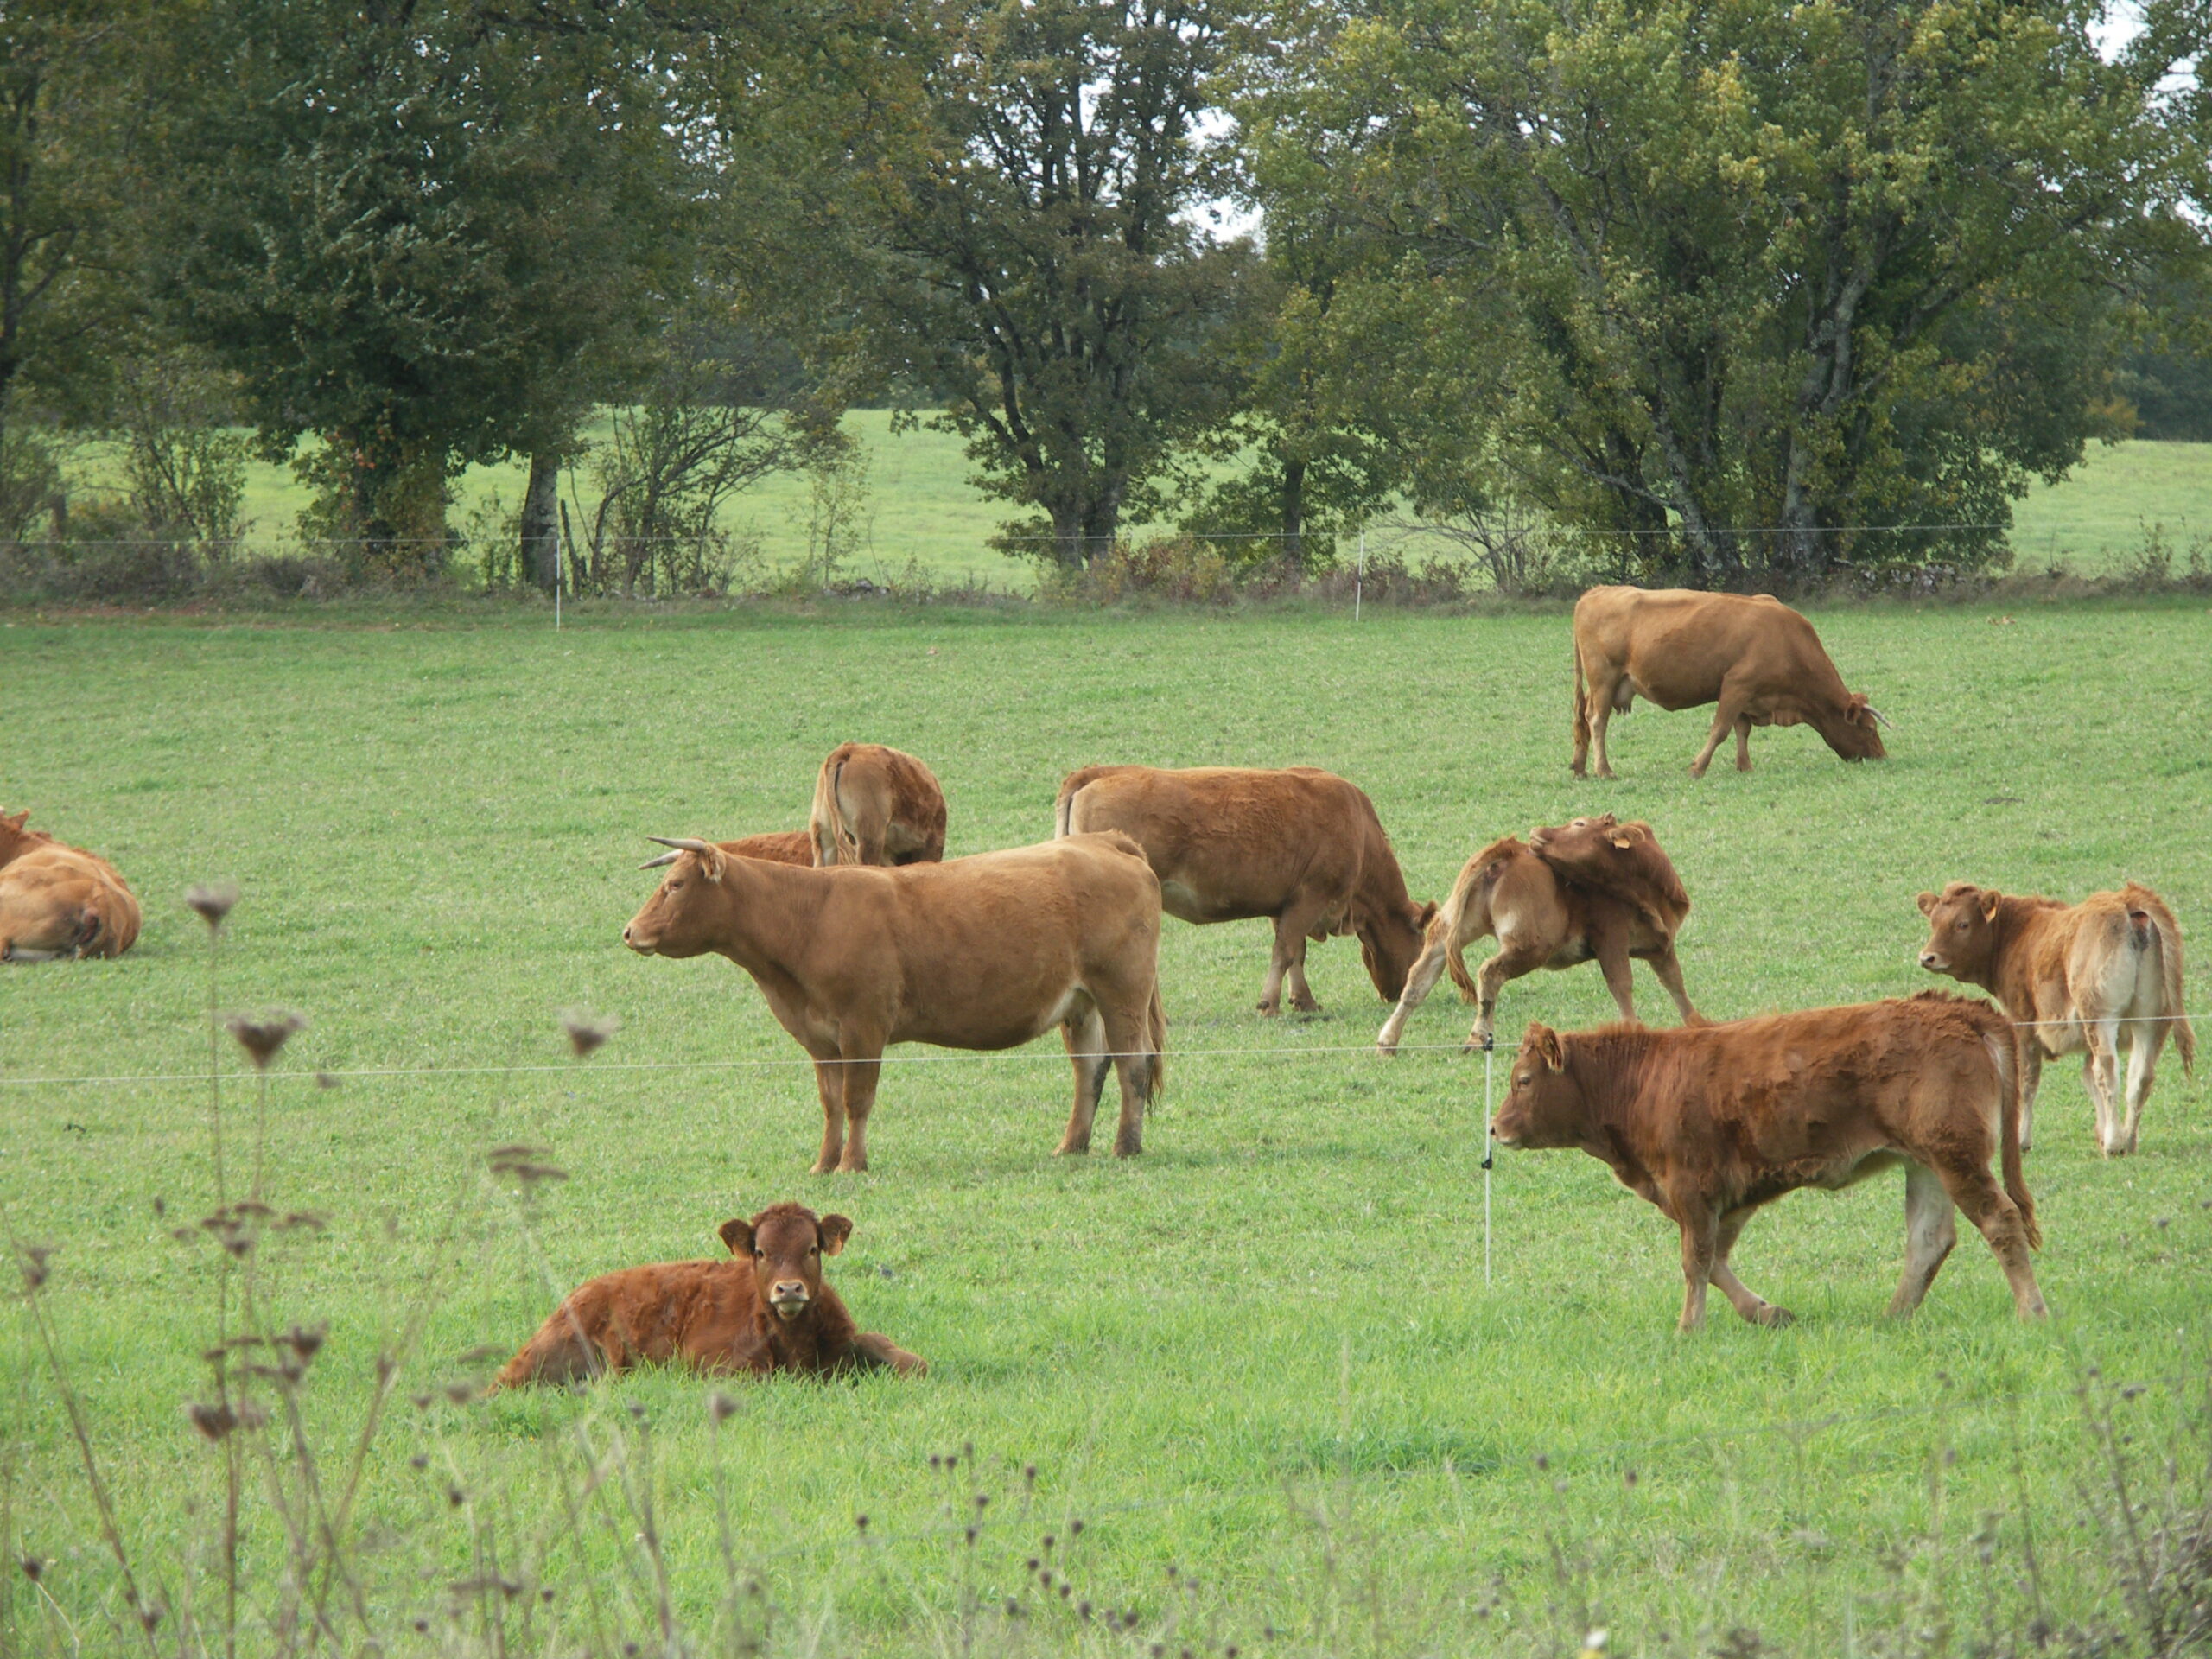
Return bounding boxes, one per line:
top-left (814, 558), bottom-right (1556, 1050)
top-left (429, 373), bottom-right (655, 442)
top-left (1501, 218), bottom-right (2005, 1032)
top-left (554, 515), bottom-right (563, 632)
top-left (1355, 529), bottom-right (1366, 623)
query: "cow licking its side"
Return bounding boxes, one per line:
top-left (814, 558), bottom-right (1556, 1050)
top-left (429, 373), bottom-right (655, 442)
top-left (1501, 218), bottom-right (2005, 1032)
top-left (624, 833), bottom-right (1166, 1170)
top-left (1571, 586), bottom-right (1889, 779)
top-left (1917, 881), bottom-right (2194, 1155)
top-left (0, 809), bottom-right (142, 962)
top-left (1491, 994), bottom-right (2046, 1330)
top-left (810, 743), bottom-right (948, 868)
top-left (1055, 765), bottom-right (1434, 1016)
top-left (1377, 815), bottom-right (1698, 1053)
top-left (494, 1204), bottom-right (925, 1388)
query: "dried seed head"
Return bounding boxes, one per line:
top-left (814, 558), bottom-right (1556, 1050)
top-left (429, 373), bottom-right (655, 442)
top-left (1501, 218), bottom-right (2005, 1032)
top-left (226, 1011), bottom-right (304, 1070)
top-left (560, 1010), bottom-right (615, 1060)
top-left (17, 1245), bottom-right (54, 1293)
top-left (152, 1196), bottom-right (166, 1218)
top-left (283, 1324), bottom-right (326, 1363)
top-left (709, 1391), bottom-right (740, 1425)
top-left (488, 1144), bottom-right (569, 1188)
top-left (185, 882), bottom-right (238, 929)
top-left (20, 1556), bottom-right (43, 1582)
top-left (315, 1072), bottom-right (339, 1090)
top-left (854, 1514), bottom-right (869, 1533)
top-left (184, 1400), bottom-right (265, 1441)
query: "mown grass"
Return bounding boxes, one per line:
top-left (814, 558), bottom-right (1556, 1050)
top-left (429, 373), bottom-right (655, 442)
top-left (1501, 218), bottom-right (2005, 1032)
top-left (60, 420), bottom-right (2212, 593)
top-left (1, 601), bottom-right (2208, 1655)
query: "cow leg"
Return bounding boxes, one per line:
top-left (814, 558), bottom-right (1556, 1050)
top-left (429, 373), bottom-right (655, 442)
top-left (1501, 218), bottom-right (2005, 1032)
top-left (1672, 1197), bottom-right (1718, 1331)
top-left (1887, 1162), bottom-right (1958, 1318)
top-left (1732, 715), bottom-right (1754, 772)
top-left (1593, 937), bottom-right (1638, 1024)
top-left (1929, 1160), bottom-right (2047, 1320)
top-left (2118, 1019), bottom-right (2164, 1154)
top-left (809, 1058), bottom-right (848, 1174)
top-left (836, 1054), bottom-right (884, 1173)
top-left (1468, 942), bottom-right (1548, 1052)
top-left (1058, 1001), bottom-right (1111, 1155)
top-left (2018, 1042), bottom-right (2043, 1153)
top-left (1644, 944), bottom-right (1702, 1026)
top-left (1710, 1204), bottom-right (1792, 1326)
top-left (1260, 908), bottom-right (1323, 1016)
top-left (1587, 679), bottom-right (1622, 780)
top-left (1097, 993), bottom-right (1158, 1157)
top-left (1376, 932), bottom-right (1454, 1055)
top-left (1689, 694), bottom-right (1747, 779)
top-left (2085, 1019), bottom-right (2128, 1155)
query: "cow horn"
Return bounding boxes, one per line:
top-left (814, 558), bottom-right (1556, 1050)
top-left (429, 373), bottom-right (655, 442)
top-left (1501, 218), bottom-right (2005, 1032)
top-left (638, 850), bottom-right (682, 870)
top-left (1864, 705), bottom-right (1894, 729)
top-left (645, 836), bottom-right (719, 855)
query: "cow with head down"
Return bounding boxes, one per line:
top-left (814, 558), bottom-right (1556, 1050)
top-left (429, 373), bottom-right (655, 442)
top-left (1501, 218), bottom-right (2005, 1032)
top-left (1570, 586), bottom-right (1890, 779)
top-left (1054, 765), bottom-right (1435, 1017)
top-left (1377, 814), bottom-right (1699, 1054)
top-left (810, 743), bottom-right (948, 868)
top-left (494, 1203), bottom-right (925, 1387)
top-left (625, 832), bottom-right (1166, 1171)
top-left (0, 809), bottom-right (141, 962)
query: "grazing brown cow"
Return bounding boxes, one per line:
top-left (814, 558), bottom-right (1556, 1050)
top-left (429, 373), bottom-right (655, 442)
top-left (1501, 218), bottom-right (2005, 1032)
top-left (494, 1204), bottom-right (925, 1388)
top-left (624, 833), bottom-right (1166, 1170)
top-left (1916, 882), bottom-right (2194, 1156)
top-left (1491, 994), bottom-right (2046, 1330)
top-left (0, 809), bottom-right (142, 961)
top-left (1376, 815), bottom-right (1697, 1053)
top-left (810, 743), bottom-right (948, 867)
top-left (1054, 765), bottom-right (1435, 1016)
top-left (1570, 586), bottom-right (1890, 779)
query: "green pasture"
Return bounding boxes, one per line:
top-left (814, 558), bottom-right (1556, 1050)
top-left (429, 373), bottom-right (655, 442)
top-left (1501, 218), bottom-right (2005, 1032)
top-left (2, 601), bottom-right (2209, 1655)
top-left (63, 420), bottom-right (2212, 592)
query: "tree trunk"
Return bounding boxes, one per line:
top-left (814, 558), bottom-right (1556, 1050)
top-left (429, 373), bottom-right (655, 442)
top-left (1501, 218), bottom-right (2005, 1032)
top-left (521, 450), bottom-right (561, 592)
top-left (1281, 457), bottom-right (1306, 570)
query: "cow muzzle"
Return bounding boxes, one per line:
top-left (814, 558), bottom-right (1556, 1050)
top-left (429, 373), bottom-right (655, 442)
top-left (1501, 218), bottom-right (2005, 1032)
top-left (622, 924), bottom-right (655, 954)
top-left (769, 1283), bottom-right (810, 1319)
top-left (1917, 951), bottom-right (1945, 971)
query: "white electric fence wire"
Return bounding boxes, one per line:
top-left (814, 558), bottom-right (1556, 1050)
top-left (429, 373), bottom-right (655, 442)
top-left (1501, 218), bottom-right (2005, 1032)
top-left (0, 1014), bottom-right (2190, 1089)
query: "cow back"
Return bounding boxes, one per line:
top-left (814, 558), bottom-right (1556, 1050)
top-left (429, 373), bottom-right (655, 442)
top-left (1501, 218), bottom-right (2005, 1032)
top-left (1529, 816), bottom-right (1689, 935)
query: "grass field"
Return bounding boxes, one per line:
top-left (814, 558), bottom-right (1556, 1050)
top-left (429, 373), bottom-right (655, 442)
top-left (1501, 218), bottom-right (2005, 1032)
top-left (3, 601), bottom-right (2209, 1656)
top-left (61, 421), bottom-right (2212, 594)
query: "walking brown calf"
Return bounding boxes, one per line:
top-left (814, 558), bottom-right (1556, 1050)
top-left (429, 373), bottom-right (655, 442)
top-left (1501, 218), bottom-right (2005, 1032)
top-left (810, 743), bottom-right (948, 867)
top-left (1916, 881), bottom-right (2193, 1155)
top-left (624, 833), bottom-right (1166, 1171)
top-left (1491, 993), bottom-right (2046, 1331)
top-left (1376, 815), bottom-right (1697, 1053)
top-left (495, 1204), bottom-right (925, 1387)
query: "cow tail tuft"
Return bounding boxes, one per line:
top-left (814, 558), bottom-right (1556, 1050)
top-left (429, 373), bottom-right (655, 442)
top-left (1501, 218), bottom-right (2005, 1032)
top-left (2143, 890), bottom-right (2195, 1074)
top-left (1147, 979), bottom-right (1167, 1098)
top-left (1054, 780), bottom-right (1077, 839)
top-left (1994, 1023), bottom-right (2040, 1250)
top-left (1572, 638), bottom-right (1592, 754)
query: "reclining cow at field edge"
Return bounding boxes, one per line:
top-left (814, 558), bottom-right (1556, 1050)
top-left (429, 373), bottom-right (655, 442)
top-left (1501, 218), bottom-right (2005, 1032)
top-left (1377, 815), bottom-right (1698, 1054)
top-left (624, 834), bottom-right (1166, 1171)
top-left (1570, 586), bottom-right (1890, 779)
top-left (494, 1204), bottom-right (925, 1388)
top-left (1491, 994), bottom-right (2046, 1331)
top-left (0, 809), bottom-right (142, 962)
top-left (1055, 766), bottom-right (1435, 1016)
top-left (1916, 882), bottom-right (2194, 1156)
top-left (810, 743), bottom-right (948, 867)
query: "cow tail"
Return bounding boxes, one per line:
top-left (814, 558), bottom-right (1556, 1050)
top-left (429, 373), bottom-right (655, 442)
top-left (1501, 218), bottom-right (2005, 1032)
top-left (1147, 980), bottom-right (1167, 1098)
top-left (1440, 853), bottom-right (1505, 1004)
top-left (1572, 636), bottom-right (1592, 755)
top-left (1994, 1023), bottom-right (2040, 1251)
top-left (2142, 891), bottom-right (2195, 1074)
top-left (1053, 779), bottom-right (1078, 839)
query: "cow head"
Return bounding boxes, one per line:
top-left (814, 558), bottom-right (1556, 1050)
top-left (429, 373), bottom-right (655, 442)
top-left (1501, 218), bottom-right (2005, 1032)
top-left (623, 839), bottom-right (732, 957)
top-left (1825, 694), bottom-right (1890, 762)
top-left (1491, 1023), bottom-right (1583, 1150)
top-left (1358, 899), bottom-right (1440, 1001)
top-left (1915, 882), bottom-right (2001, 984)
top-left (0, 810), bottom-right (29, 868)
top-left (719, 1203), bottom-right (853, 1322)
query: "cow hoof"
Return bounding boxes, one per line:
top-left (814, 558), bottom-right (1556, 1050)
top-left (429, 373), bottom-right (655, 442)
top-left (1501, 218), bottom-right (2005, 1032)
top-left (1292, 999), bottom-right (1322, 1016)
top-left (1748, 1304), bottom-right (1796, 1328)
top-left (1113, 1137), bottom-right (1141, 1158)
top-left (809, 1160), bottom-right (836, 1175)
top-left (1255, 1001), bottom-right (1280, 1017)
top-left (1055, 1141), bottom-right (1091, 1156)
top-left (1376, 1043), bottom-right (1398, 1058)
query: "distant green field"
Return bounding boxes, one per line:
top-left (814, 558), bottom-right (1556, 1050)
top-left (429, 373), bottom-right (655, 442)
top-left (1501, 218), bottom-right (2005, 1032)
top-left (3, 601), bottom-right (2209, 1656)
top-left (60, 421), bottom-right (2212, 592)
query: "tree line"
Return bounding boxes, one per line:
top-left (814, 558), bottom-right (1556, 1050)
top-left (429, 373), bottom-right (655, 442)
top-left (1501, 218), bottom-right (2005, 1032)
top-left (3, 0), bottom-right (2208, 594)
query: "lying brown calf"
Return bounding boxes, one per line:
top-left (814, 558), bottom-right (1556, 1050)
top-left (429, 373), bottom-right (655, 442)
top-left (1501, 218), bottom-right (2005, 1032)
top-left (0, 808), bottom-right (142, 961)
top-left (494, 1204), bottom-right (925, 1388)
top-left (1491, 993), bottom-right (2045, 1330)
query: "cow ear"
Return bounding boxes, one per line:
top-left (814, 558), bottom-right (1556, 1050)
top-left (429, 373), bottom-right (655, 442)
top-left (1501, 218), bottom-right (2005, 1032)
top-left (1610, 834), bottom-right (1632, 849)
top-left (1916, 891), bottom-right (1937, 916)
top-left (718, 1218), bottom-right (755, 1255)
top-left (1979, 889), bottom-right (2003, 921)
top-left (1528, 1023), bottom-right (1565, 1071)
top-left (1417, 900), bottom-right (1439, 929)
top-left (817, 1214), bottom-right (853, 1256)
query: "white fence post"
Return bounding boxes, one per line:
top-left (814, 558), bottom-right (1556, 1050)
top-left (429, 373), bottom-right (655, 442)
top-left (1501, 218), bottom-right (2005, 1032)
top-left (554, 516), bottom-right (563, 632)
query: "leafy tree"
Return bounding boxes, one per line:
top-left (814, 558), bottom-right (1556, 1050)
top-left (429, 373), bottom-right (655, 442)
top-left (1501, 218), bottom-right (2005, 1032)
top-left (850, 0), bottom-right (1253, 568)
top-left (1272, 0), bottom-right (2196, 585)
top-left (156, 0), bottom-right (691, 575)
